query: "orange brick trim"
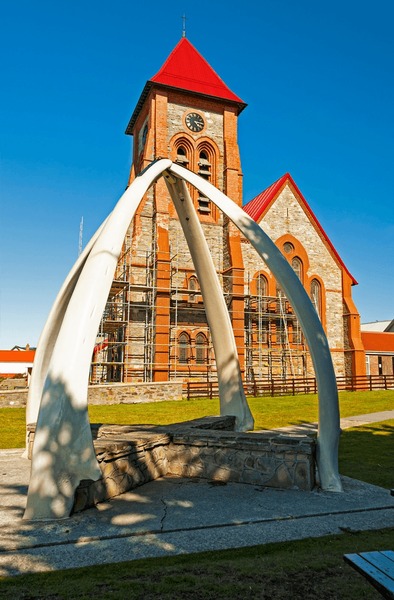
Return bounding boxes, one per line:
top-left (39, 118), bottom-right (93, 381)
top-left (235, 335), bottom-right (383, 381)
top-left (275, 233), bottom-right (311, 276)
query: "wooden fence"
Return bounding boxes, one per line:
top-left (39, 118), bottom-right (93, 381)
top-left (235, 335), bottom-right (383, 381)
top-left (183, 374), bottom-right (394, 400)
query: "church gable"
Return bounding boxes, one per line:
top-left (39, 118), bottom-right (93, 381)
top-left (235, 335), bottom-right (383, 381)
top-left (240, 177), bottom-right (354, 376)
top-left (261, 183), bottom-right (342, 286)
top-left (244, 174), bottom-right (357, 285)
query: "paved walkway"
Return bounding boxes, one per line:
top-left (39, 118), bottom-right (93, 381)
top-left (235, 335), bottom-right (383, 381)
top-left (0, 411), bottom-right (393, 578)
top-left (260, 410), bottom-right (394, 435)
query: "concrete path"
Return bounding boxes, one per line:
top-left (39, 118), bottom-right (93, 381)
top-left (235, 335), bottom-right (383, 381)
top-left (0, 411), bottom-right (393, 578)
top-left (259, 410), bottom-right (394, 435)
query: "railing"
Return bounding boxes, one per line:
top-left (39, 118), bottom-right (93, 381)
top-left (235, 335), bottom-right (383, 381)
top-left (184, 374), bottom-right (394, 400)
top-left (336, 374), bottom-right (394, 392)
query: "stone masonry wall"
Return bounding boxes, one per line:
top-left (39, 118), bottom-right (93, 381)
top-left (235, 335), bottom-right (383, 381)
top-left (0, 377), bottom-right (27, 390)
top-left (241, 183), bottom-right (346, 376)
top-left (167, 98), bottom-right (224, 174)
top-left (0, 381), bottom-right (183, 409)
top-left (73, 416), bottom-right (316, 512)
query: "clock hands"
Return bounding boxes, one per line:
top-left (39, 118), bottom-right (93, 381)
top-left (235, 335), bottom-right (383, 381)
top-left (186, 112), bottom-right (204, 132)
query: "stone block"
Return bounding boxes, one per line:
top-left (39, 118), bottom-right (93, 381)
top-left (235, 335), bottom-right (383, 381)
top-left (241, 469), bottom-right (263, 486)
top-left (73, 415), bottom-right (316, 512)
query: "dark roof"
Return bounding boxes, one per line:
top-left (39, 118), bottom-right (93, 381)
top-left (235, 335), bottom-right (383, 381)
top-left (126, 38), bottom-right (246, 134)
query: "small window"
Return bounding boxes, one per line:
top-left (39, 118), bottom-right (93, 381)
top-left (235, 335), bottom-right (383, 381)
top-left (197, 150), bottom-right (211, 214)
top-left (283, 242), bottom-right (294, 254)
top-left (256, 273), bottom-right (268, 317)
top-left (178, 333), bottom-right (191, 364)
top-left (378, 356), bottom-right (383, 376)
top-left (195, 333), bottom-right (208, 364)
top-left (188, 276), bottom-right (198, 302)
top-left (176, 146), bottom-right (189, 165)
top-left (310, 279), bottom-right (322, 318)
top-left (276, 282), bottom-right (284, 299)
top-left (291, 257), bottom-right (303, 282)
top-left (293, 322), bottom-right (303, 345)
top-left (257, 274), bottom-right (268, 297)
top-left (198, 151), bottom-right (211, 179)
top-left (197, 197), bottom-right (211, 213)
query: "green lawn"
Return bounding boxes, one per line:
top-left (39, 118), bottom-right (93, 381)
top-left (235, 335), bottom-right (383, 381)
top-left (0, 527), bottom-right (393, 597)
top-left (339, 419), bottom-right (394, 488)
top-left (0, 391), bottom-right (393, 595)
top-left (1, 391), bottom-right (393, 489)
top-left (1, 389), bottom-right (392, 450)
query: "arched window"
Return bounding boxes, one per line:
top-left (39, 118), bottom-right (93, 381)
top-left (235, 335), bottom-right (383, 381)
top-left (198, 151), bottom-right (211, 180)
top-left (178, 333), bottom-right (191, 364)
top-left (276, 282), bottom-right (284, 299)
top-left (197, 146), bottom-right (214, 215)
top-left (291, 257), bottom-right (303, 282)
top-left (256, 274), bottom-right (268, 343)
top-left (173, 137), bottom-right (194, 167)
top-left (195, 333), bottom-right (208, 365)
top-left (310, 279), bottom-right (322, 319)
top-left (257, 274), bottom-right (268, 297)
top-left (188, 276), bottom-right (198, 303)
top-left (176, 145), bottom-right (189, 166)
top-left (293, 321), bottom-right (303, 345)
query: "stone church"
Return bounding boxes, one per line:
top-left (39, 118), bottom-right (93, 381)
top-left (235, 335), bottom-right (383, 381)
top-left (91, 37), bottom-right (366, 385)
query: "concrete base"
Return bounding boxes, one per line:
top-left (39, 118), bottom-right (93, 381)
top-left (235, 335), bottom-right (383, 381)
top-left (1, 447), bottom-right (393, 578)
top-left (72, 416), bottom-right (316, 512)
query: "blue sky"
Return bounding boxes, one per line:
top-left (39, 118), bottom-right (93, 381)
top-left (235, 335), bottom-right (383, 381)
top-left (1, 0), bottom-right (393, 348)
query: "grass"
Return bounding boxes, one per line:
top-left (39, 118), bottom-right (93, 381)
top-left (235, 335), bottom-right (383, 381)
top-left (0, 392), bottom-right (392, 595)
top-left (0, 391), bottom-right (393, 487)
top-left (0, 527), bottom-right (393, 597)
top-left (1, 389), bottom-right (393, 450)
top-left (339, 419), bottom-right (394, 488)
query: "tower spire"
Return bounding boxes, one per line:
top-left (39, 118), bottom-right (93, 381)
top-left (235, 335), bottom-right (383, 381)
top-left (182, 14), bottom-right (186, 38)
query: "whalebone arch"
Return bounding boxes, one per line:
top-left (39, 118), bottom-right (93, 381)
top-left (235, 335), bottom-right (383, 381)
top-left (25, 158), bottom-right (342, 521)
top-left (274, 233), bottom-right (326, 329)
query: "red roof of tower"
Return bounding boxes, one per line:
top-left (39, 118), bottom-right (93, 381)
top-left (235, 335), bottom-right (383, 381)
top-left (151, 38), bottom-right (245, 104)
top-left (243, 173), bottom-right (358, 285)
top-left (126, 38), bottom-right (246, 134)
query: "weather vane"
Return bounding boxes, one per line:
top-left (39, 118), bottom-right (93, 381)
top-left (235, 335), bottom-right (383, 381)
top-left (182, 14), bottom-right (187, 38)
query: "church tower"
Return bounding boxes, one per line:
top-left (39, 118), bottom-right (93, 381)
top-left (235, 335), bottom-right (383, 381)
top-left (91, 38), bottom-right (366, 387)
top-left (117, 38), bottom-right (247, 382)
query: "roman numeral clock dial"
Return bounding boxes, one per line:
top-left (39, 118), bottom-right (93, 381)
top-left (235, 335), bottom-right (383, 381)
top-left (185, 112), bottom-right (205, 133)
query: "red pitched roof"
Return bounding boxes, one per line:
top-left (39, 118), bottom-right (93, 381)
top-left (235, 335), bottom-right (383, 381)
top-left (243, 173), bottom-right (357, 285)
top-left (243, 173), bottom-right (290, 222)
top-left (126, 38), bottom-right (246, 134)
top-left (151, 38), bottom-right (245, 105)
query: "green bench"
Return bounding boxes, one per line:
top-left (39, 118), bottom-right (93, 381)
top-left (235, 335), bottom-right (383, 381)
top-left (344, 551), bottom-right (394, 599)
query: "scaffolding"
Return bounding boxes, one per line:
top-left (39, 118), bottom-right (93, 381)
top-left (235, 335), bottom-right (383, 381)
top-left (91, 221), bottom-right (311, 384)
top-left (90, 240), bottom-right (131, 384)
top-left (244, 291), bottom-right (307, 382)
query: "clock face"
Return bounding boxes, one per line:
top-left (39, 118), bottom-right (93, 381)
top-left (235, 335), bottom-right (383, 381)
top-left (185, 112), bottom-right (205, 133)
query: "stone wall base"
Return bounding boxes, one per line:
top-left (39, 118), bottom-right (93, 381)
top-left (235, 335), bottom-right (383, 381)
top-left (73, 416), bottom-right (316, 513)
top-left (0, 381), bottom-right (183, 408)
